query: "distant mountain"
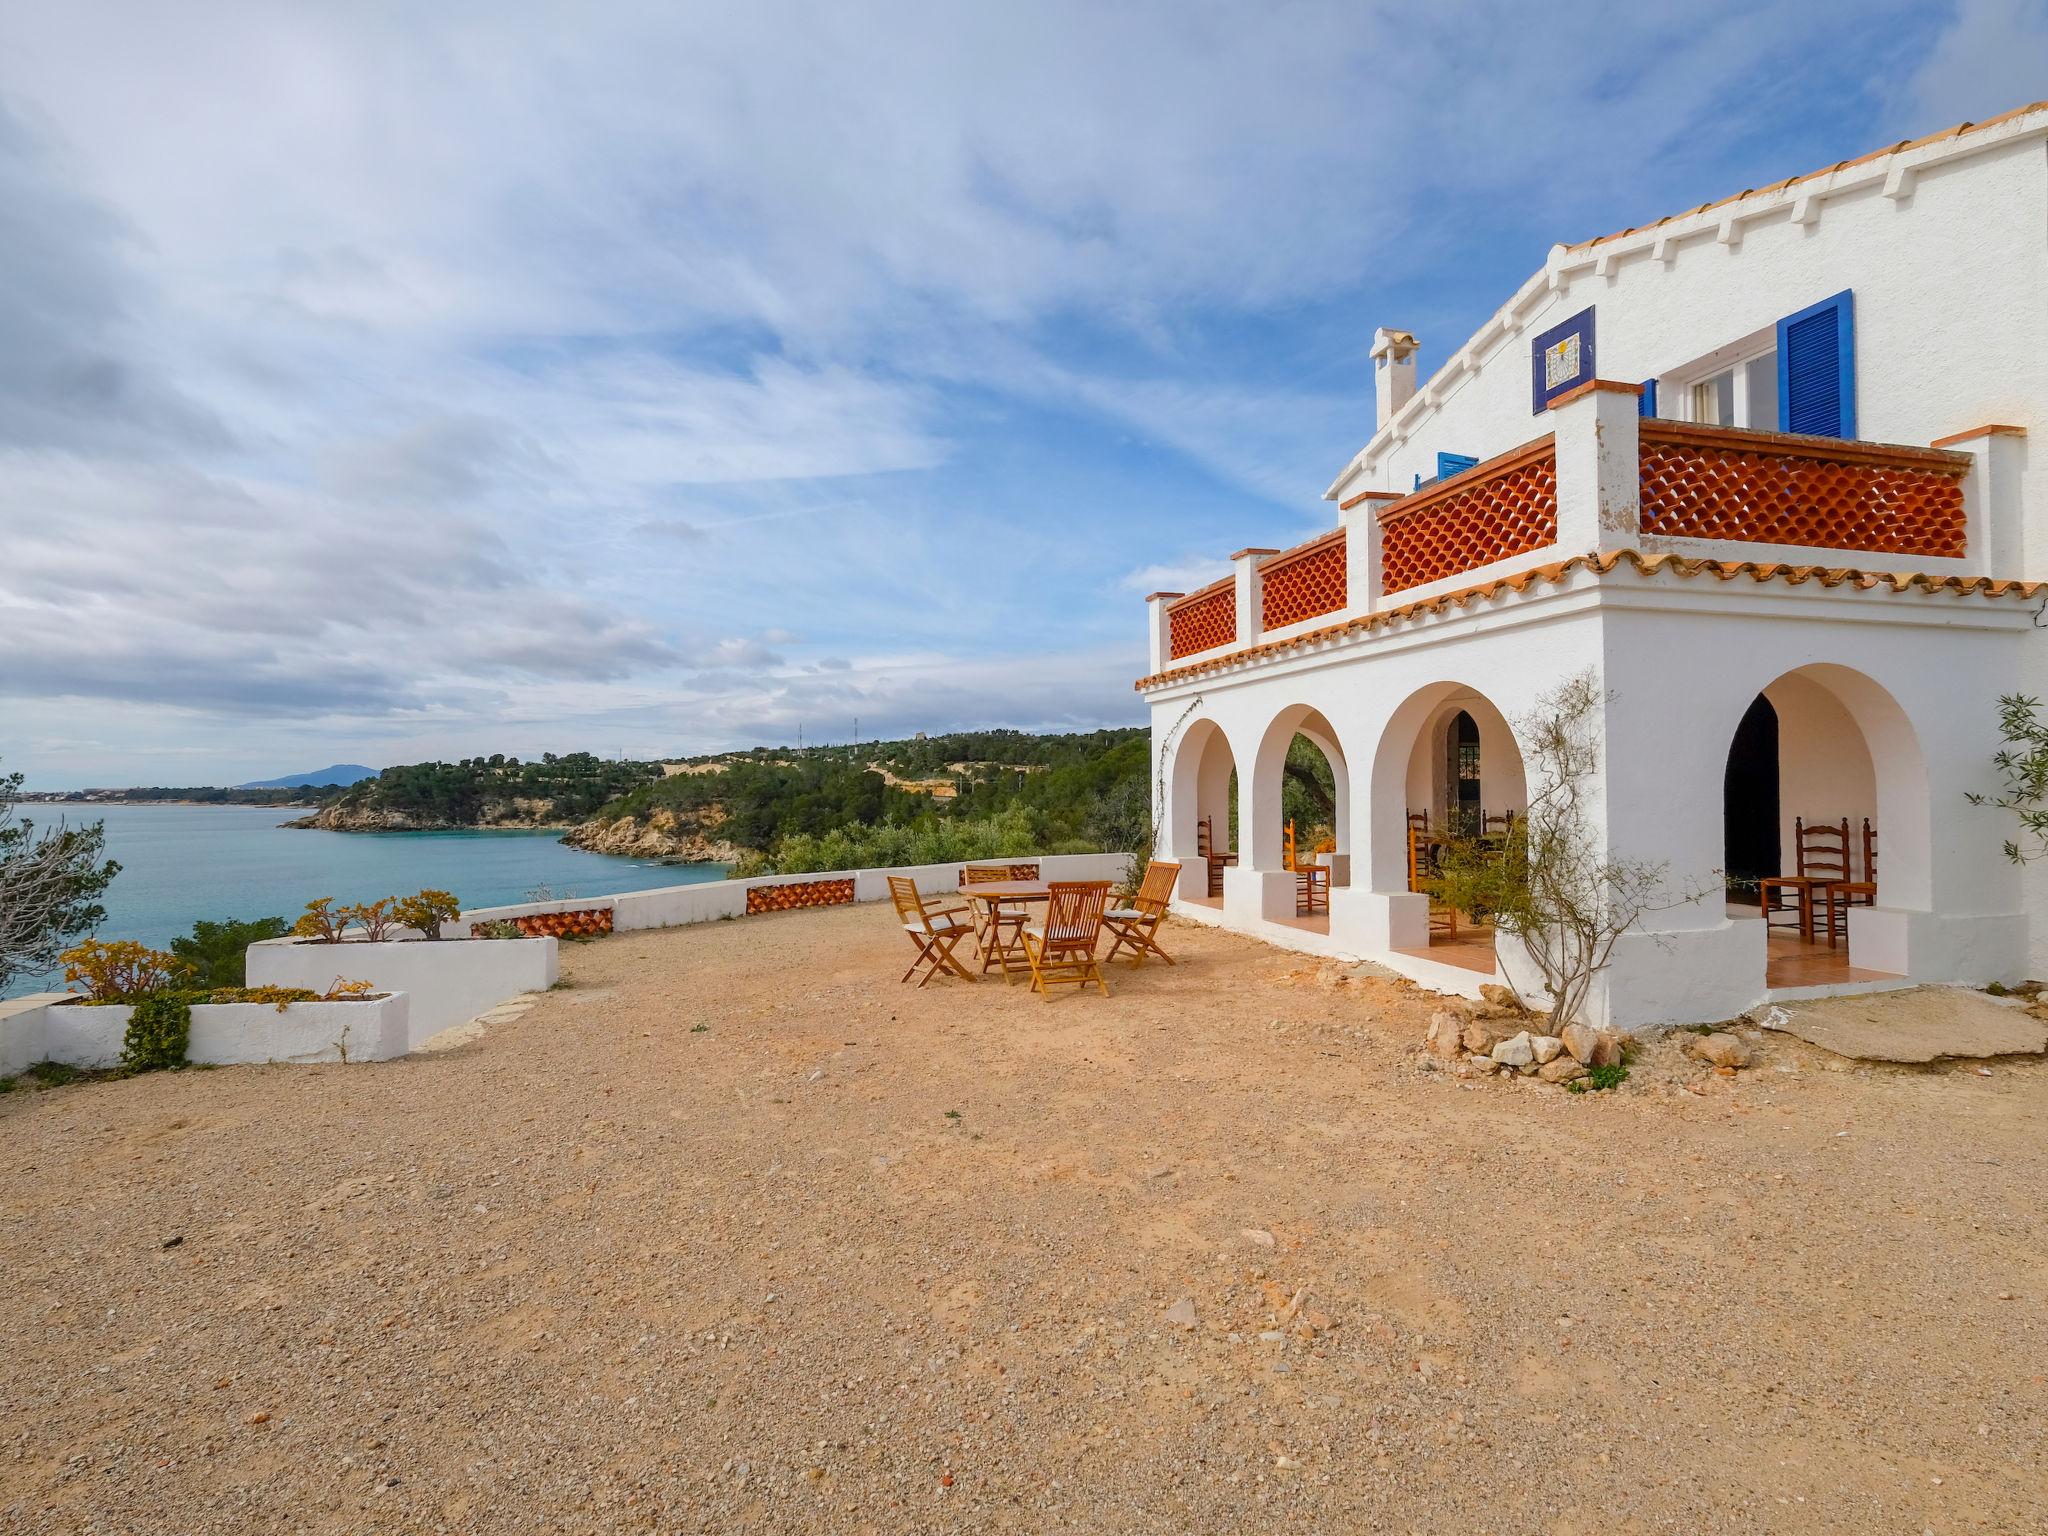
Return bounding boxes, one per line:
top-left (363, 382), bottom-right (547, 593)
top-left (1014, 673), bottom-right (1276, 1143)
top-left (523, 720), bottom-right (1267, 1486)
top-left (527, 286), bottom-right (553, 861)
top-left (237, 764), bottom-right (377, 790)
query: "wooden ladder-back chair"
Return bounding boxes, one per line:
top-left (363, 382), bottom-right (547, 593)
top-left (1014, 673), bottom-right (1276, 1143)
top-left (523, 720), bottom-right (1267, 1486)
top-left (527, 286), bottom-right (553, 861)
top-left (1105, 860), bottom-right (1181, 966)
top-left (887, 875), bottom-right (976, 987)
top-left (1481, 809), bottom-right (1515, 839)
top-left (1295, 834), bottom-right (1331, 917)
top-left (1407, 824), bottom-right (1460, 940)
top-left (1760, 817), bottom-right (1850, 945)
top-left (1823, 818), bottom-right (1878, 945)
top-left (1197, 815), bottom-right (1235, 899)
top-left (961, 863), bottom-right (1027, 963)
top-left (1021, 881), bottom-right (1112, 998)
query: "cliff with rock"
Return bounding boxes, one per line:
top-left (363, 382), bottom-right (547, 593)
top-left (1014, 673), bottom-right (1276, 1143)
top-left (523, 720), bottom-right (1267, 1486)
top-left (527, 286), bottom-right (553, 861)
top-left (560, 806), bottom-right (744, 865)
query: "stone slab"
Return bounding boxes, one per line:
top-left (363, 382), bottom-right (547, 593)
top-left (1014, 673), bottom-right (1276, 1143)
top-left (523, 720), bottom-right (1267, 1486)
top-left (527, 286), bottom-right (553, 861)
top-left (1757, 987), bottom-right (2048, 1064)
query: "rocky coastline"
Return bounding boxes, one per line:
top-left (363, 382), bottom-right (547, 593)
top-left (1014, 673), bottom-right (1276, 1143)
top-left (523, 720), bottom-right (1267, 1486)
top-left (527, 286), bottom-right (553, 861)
top-left (559, 808), bottom-right (744, 865)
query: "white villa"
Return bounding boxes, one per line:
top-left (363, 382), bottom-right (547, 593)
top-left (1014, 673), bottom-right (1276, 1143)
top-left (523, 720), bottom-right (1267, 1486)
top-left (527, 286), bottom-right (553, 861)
top-left (1140, 102), bottom-right (2048, 1028)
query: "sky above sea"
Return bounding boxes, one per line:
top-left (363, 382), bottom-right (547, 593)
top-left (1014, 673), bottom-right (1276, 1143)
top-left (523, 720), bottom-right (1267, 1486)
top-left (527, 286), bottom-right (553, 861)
top-left (2, 1), bottom-right (2044, 788)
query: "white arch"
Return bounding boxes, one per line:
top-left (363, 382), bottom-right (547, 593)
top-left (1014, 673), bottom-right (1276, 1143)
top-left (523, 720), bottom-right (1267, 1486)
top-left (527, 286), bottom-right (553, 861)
top-left (1167, 716), bottom-right (1238, 875)
top-left (1367, 682), bottom-right (1528, 891)
top-left (1728, 661), bottom-right (1931, 911)
top-left (1246, 704), bottom-right (1351, 871)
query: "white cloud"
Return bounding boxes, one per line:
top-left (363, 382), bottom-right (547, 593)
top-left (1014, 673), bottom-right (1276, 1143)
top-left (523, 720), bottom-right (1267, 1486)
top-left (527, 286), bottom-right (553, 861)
top-left (0, 0), bottom-right (1955, 782)
top-left (1897, 0), bottom-right (2048, 129)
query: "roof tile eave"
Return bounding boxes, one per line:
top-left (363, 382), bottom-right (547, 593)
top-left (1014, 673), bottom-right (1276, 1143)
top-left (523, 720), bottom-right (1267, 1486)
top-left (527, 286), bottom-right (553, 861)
top-left (1131, 550), bottom-right (2043, 692)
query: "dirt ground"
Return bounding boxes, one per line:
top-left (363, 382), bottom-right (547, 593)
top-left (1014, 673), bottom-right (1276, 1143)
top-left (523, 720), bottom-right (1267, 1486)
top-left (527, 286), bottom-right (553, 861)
top-left (2, 905), bottom-right (2044, 1534)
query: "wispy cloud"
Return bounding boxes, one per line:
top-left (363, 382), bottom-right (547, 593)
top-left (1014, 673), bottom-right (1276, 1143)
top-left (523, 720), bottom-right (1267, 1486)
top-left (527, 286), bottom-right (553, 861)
top-left (0, 0), bottom-right (1994, 783)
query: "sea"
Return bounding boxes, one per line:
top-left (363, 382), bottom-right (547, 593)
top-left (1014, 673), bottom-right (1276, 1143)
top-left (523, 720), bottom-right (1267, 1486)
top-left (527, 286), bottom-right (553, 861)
top-left (4, 802), bottom-right (726, 998)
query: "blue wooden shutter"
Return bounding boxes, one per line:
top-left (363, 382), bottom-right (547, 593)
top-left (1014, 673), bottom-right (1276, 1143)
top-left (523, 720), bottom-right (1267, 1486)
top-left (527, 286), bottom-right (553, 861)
top-left (1776, 290), bottom-right (1855, 438)
top-left (1637, 379), bottom-right (1657, 418)
top-left (1436, 451), bottom-right (1479, 480)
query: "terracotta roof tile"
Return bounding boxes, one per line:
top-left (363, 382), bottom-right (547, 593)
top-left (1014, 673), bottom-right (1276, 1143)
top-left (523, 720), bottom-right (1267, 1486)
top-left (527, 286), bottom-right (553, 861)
top-left (1133, 550), bottom-right (2044, 691)
top-left (1569, 101), bottom-right (2048, 251)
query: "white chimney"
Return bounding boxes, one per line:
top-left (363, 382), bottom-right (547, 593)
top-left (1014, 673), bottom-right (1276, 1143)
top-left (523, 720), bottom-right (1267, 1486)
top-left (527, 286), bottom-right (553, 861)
top-left (1371, 327), bottom-right (1419, 430)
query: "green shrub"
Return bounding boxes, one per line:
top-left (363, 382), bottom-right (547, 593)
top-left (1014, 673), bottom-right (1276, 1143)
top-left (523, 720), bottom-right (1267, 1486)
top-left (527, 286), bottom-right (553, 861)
top-left (170, 915), bottom-right (288, 988)
top-left (123, 994), bottom-right (192, 1072)
top-left (1567, 1061), bottom-right (1630, 1094)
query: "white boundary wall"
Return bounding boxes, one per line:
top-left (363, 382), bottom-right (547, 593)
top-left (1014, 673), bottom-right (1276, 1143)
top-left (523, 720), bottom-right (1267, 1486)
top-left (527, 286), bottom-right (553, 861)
top-left (2, 993), bottom-right (411, 1069)
top-left (246, 935), bottom-right (555, 1047)
top-left (452, 851), bottom-right (1134, 933)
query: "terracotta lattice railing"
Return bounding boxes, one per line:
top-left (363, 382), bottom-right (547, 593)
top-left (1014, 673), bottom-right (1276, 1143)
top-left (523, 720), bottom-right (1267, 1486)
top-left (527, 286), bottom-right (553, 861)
top-left (1167, 582), bottom-right (1237, 660)
top-left (1637, 421), bottom-right (1970, 558)
top-left (1378, 436), bottom-right (1559, 594)
top-left (1259, 531), bottom-right (1348, 632)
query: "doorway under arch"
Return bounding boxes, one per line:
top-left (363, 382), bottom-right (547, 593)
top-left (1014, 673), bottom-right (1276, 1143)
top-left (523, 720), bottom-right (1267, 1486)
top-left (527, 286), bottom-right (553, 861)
top-left (1720, 664), bottom-right (1926, 990)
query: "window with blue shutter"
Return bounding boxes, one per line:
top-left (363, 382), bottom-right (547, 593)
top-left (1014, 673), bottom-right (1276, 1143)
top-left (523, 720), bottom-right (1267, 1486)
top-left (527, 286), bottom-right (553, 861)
top-left (1637, 379), bottom-right (1657, 418)
top-left (1775, 290), bottom-right (1855, 438)
top-left (1436, 452), bottom-right (1479, 480)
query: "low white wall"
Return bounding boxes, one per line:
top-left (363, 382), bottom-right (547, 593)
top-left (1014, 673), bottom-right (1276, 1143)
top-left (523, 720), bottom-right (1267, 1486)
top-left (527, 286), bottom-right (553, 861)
top-left (452, 852), bottom-right (1135, 933)
top-left (12, 993), bottom-right (413, 1069)
top-left (246, 935), bottom-right (556, 1046)
top-left (0, 994), bottom-right (68, 1075)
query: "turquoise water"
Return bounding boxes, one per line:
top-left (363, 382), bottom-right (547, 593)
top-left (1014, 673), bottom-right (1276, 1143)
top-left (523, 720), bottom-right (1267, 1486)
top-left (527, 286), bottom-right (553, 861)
top-left (6, 803), bottom-right (726, 996)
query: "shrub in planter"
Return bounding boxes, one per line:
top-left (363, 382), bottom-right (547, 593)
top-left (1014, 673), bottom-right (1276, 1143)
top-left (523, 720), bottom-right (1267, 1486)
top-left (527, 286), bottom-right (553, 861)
top-left (393, 889), bottom-right (461, 940)
top-left (60, 938), bottom-right (191, 1001)
top-left (123, 994), bottom-right (191, 1072)
top-left (341, 897), bottom-right (398, 942)
top-left (292, 898), bottom-right (349, 943)
top-left (170, 915), bottom-right (288, 987)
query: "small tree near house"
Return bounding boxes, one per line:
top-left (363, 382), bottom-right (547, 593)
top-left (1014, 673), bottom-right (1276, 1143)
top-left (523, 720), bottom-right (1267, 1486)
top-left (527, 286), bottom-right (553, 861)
top-left (1966, 693), bottom-right (2048, 861)
top-left (1431, 670), bottom-right (1713, 1030)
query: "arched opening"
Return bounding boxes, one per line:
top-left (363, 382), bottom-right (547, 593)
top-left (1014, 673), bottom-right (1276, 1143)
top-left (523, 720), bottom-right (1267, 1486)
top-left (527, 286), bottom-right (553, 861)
top-left (1721, 665), bottom-right (1926, 989)
top-left (1368, 684), bottom-right (1528, 973)
top-left (1248, 705), bottom-right (1352, 928)
top-left (1723, 695), bottom-right (1780, 897)
top-left (1168, 718), bottom-right (1239, 906)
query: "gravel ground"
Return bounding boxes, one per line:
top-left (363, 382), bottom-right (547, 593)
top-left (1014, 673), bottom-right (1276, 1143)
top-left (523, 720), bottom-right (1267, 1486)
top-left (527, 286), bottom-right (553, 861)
top-left (2, 904), bottom-right (2044, 1534)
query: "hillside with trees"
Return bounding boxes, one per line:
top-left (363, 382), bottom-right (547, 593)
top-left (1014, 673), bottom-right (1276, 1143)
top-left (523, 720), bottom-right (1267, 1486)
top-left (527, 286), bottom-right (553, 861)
top-left (565, 729), bottom-right (1156, 873)
top-left (289, 753), bottom-right (664, 831)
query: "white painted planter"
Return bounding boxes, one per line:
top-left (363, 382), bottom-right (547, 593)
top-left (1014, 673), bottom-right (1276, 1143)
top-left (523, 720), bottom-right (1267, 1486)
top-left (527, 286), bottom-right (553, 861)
top-left (16, 993), bottom-right (412, 1069)
top-left (246, 935), bottom-right (555, 1047)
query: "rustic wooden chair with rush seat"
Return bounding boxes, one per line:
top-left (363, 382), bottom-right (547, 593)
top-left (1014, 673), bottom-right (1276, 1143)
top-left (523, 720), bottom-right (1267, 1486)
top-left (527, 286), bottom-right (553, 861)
top-left (1761, 816), bottom-right (1851, 945)
top-left (888, 875), bottom-right (976, 986)
top-left (1822, 818), bottom-right (1878, 947)
top-left (1104, 859), bottom-right (1181, 966)
top-left (1196, 815), bottom-right (1236, 899)
top-left (1020, 881), bottom-right (1113, 998)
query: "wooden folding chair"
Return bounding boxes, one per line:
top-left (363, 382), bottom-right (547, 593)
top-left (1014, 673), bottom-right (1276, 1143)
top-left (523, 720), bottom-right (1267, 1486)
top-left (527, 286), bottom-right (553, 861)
top-left (1105, 860), bottom-right (1181, 966)
top-left (887, 875), bottom-right (976, 986)
top-left (960, 864), bottom-right (1026, 961)
top-left (1020, 881), bottom-right (1112, 998)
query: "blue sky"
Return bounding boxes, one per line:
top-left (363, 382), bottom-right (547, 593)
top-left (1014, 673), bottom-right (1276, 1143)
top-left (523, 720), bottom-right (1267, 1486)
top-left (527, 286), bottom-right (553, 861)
top-left (1, 0), bottom-right (2043, 786)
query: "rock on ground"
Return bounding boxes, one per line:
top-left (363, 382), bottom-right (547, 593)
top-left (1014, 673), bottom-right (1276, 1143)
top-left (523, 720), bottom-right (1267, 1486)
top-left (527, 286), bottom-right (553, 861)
top-left (1761, 986), bottom-right (2048, 1064)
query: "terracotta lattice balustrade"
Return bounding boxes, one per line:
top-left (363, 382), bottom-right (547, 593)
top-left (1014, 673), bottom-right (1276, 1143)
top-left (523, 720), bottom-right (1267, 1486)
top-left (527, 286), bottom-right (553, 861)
top-left (1260, 533), bottom-right (1348, 631)
top-left (1167, 583), bottom-right (1237, 660)
top-left (746, 878), bottom-right (856, 914)
top-left (1379, 438), bottom-right (1560, 594)
top-left (477, 907), bottom-right (614, 939)
top-left (1637, 422), bottom-right (1969, 557)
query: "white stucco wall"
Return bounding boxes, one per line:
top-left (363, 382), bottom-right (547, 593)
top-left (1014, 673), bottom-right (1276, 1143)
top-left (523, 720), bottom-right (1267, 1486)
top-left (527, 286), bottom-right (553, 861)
top-left (11, 994), bottom-right (412, 1069)
top-left (1328, 122), bottom-right (2048, 581)
top-left (247, 936), bottom-right (556, 1046)
top-left (1147, 562), bottom-right (2034, 1026)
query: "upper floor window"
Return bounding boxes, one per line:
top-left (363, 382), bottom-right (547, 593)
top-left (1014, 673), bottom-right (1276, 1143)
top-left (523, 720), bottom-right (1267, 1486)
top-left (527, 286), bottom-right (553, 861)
top-left (1648, 290), bottom-right (1855, 439)
top-left (1672, 342), bottom-right (1778, 429)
